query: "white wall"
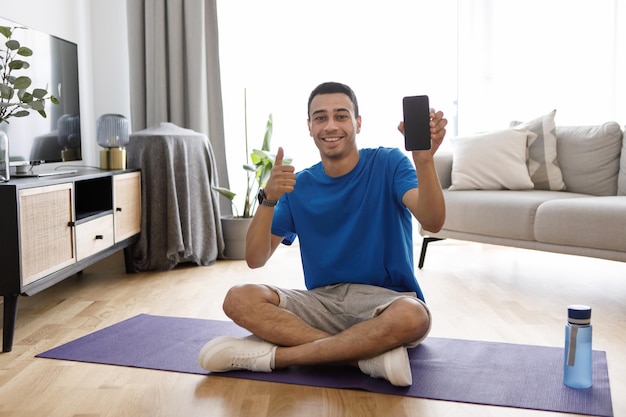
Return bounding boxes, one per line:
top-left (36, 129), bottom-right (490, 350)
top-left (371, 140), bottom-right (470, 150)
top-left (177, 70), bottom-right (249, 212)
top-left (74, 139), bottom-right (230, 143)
top-left (0, 0), bottom-right (132, 167)
top-left (88, 0), bottom-right (132, 133)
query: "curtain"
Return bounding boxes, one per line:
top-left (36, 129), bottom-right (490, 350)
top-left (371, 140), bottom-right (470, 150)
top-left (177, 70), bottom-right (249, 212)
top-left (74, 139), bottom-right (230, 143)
top-left (126, 0), bottom-right (231, 213)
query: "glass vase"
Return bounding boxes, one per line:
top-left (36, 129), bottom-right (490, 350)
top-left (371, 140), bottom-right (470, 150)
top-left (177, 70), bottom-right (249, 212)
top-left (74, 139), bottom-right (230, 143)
top-left (0, 131), bottom-right (9, 182)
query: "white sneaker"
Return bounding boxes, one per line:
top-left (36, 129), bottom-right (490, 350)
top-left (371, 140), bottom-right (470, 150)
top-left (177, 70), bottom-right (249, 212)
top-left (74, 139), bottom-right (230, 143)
top-left (358, 346), bottom-right (412, 386)
top-left (198, 335), bottom-right (277, 373)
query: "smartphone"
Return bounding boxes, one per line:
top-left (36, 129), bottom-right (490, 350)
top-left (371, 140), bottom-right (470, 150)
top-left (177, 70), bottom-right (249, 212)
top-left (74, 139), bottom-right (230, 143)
top-left (402, 95), bottom-right (431, 151)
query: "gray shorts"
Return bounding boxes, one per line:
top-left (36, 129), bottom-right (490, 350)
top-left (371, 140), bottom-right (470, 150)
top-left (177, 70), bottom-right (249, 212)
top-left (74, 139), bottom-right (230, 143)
top-left (265, 283), bottom-right (432, 348)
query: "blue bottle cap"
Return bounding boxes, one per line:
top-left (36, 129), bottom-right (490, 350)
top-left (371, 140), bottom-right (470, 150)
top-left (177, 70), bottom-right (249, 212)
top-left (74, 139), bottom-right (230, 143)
top-left (568, 305), bottom-right (591, 325)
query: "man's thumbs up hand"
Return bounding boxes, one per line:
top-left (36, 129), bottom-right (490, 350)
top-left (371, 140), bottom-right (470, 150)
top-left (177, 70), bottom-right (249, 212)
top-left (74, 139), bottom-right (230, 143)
top-left (274, 146), bottom-right (285, 166)
top-left (263, 147), bottom-right (296, 202)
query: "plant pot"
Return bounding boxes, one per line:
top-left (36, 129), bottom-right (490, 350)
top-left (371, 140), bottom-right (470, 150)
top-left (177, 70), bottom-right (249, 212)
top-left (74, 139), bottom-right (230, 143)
top-left (221, 215), bottom-right (253, 260)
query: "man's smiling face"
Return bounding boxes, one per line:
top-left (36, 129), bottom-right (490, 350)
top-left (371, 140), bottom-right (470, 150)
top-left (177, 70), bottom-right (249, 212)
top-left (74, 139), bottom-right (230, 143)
top-left (308, 93), bottom-right (361, 162)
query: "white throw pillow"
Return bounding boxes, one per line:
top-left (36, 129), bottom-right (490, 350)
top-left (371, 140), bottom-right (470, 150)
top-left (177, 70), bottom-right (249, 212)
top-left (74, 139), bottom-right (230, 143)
top-left (510, 110), bottom-right (566, 191)
top-left (449, 129), bottom-right (534, 191)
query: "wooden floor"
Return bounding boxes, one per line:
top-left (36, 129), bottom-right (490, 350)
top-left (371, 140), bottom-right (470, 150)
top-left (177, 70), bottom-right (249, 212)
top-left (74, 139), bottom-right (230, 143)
top-left (1, 239), bottom-right (624, 417)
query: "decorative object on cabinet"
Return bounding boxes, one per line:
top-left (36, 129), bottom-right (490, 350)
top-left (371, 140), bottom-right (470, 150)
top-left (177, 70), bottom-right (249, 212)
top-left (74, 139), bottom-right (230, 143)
top-left (97, 114), bottom-right (130, 170)
top-left (58, 113), bottom-right (81, 162)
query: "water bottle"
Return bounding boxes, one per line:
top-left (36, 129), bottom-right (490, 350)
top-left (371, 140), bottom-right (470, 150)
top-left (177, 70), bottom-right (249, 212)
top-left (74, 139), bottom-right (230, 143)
top-left (563, 304), bottom-right (592, 388)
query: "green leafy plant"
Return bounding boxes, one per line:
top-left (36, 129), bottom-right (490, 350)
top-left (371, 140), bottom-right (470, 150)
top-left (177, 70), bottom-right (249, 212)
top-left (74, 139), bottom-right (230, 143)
top-left (0, 25), bottom-right (59, 124)
top-left (215, 112), bottom-right (292, 218)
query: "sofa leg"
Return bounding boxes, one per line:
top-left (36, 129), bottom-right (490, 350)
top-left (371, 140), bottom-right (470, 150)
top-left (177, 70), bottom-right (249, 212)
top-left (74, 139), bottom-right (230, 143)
top-left (418, 237), bottom-right (444, 269)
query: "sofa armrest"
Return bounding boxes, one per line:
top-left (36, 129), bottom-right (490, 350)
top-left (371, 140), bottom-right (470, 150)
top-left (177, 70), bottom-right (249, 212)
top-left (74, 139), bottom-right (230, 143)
top-left (434, 151), bottom-right (453, 189)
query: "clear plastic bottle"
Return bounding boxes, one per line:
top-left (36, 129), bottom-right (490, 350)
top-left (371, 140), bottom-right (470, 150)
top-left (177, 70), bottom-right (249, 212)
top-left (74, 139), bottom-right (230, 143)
top-left (563, 304), bottom-right (592, 388)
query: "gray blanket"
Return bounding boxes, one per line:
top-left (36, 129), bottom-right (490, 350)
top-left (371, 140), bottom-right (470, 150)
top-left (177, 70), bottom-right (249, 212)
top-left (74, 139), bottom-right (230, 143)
top-left (126, 123), bottom-right (224, 271)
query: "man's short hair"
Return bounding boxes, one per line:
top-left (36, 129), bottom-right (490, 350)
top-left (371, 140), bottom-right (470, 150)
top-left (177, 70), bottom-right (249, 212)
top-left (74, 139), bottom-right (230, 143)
top-left (307, 82), bottom-right (359, 118)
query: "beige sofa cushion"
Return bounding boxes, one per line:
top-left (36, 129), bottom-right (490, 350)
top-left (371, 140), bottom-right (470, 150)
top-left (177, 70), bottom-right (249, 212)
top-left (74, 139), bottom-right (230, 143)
top-left (556, 122), bottom-right (623, 196)
top-left (440, 190), bottom-right (588, 241)
top-left (535, 196), bottom-right (626, 252)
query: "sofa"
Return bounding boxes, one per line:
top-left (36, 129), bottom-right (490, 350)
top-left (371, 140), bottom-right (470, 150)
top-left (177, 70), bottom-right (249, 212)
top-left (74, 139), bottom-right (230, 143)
top-left (418, 110), bottom-right (626, 268)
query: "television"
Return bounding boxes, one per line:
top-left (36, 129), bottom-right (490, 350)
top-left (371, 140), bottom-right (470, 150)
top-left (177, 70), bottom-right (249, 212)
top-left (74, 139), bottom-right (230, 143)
top-left (0, 16), bottom-right (81, 176)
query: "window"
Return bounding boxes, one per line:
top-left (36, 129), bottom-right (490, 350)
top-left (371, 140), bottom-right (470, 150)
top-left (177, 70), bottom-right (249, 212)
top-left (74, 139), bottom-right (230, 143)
top-left (217, 0), bottom-right (624, 204)
top-left (457, 0), bottom-right (624, 133)
top-left (216, 0), bottom-right (458, 206)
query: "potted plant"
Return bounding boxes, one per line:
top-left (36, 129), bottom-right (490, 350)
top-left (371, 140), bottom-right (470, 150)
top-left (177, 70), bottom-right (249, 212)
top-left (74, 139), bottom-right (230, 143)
top-left (214, 112), bottom-right (276, 219)
top-left (0, 24), bottom-right (59, 181)
top-left (215, 93), bottom-right (292, 259)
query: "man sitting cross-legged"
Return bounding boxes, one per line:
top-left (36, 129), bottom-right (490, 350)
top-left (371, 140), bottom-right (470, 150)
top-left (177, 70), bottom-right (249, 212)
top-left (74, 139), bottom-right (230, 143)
top-left (198, 81), bottom-right (447, 386)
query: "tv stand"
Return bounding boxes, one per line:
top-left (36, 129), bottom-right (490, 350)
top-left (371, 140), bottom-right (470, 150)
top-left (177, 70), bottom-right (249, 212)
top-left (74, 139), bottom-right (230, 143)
top-left (0, 169), bottom-right (141, 352)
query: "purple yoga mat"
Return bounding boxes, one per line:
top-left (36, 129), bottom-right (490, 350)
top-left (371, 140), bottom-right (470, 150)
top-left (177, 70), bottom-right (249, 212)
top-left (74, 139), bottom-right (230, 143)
top-left (37, 314), bottom-right (613, 416)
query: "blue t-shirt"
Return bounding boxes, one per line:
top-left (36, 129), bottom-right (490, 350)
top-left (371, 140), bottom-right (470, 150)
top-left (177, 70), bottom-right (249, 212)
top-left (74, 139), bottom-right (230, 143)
top-left (271, 147), bottom-right (425, 301)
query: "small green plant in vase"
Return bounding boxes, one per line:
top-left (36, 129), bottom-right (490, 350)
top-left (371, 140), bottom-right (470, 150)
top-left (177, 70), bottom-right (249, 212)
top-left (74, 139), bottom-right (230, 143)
top-left (215, 92), bottom-right (292, 259)
top-left (0, 24), bottom-right (60, 182)
top-left (0, 25), bottom-right (59, 124)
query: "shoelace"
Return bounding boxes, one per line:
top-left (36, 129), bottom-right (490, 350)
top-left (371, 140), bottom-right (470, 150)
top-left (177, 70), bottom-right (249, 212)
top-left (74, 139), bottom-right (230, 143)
top-left (361, 357), bottom-right (385, 378)
top-left (229, 351), bottom-right (268, 371)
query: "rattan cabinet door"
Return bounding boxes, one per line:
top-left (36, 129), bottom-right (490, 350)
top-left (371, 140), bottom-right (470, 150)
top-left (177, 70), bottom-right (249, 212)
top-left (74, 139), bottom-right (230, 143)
top-left (113, 172), bottom-right (141, 243)
top-left (18, 183), bottom-right (75, 287)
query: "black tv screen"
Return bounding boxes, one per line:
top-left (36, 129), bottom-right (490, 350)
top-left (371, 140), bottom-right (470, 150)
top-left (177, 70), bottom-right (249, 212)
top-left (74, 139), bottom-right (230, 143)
top-left (0, 16), bottom-right (81, 168)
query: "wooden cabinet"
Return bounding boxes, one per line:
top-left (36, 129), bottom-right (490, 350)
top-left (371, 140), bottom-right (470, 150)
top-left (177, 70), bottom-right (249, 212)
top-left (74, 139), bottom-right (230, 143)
top-left (0, 169), bottom-right (141, 352)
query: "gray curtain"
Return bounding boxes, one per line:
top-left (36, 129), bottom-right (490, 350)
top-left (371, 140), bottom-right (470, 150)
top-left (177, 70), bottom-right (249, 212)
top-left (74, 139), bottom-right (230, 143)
top-left (126, 0), bottom-right (231, 213)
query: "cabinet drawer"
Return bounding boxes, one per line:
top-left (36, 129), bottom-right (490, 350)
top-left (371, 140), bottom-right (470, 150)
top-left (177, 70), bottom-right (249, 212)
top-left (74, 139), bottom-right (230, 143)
top-left (75, 214), bottom-right (114, 261)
